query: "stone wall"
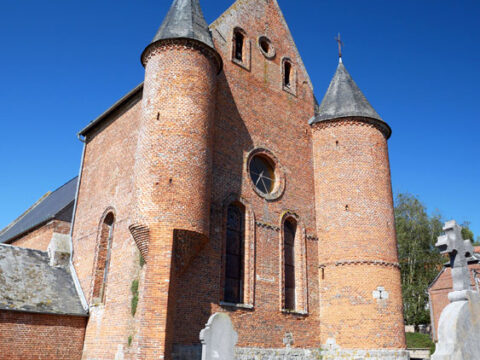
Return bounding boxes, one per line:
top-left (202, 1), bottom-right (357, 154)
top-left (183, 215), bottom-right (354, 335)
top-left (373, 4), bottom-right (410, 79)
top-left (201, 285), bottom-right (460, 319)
top-left (0, 310), bottom-right (87, 360)
top-left (171, 345), bottom-right (410, 360)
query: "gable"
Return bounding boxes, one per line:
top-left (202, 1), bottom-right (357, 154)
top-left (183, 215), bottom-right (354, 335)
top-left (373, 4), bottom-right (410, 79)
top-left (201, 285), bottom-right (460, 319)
top-left (210, 0), bottom-right (313, 92)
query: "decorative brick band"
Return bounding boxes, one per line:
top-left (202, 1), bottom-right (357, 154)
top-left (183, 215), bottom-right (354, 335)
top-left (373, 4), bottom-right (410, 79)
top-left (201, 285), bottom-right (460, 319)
top-left (255, 221), bottom-right (317, 241)
top-left (311, 116), bottom-right (392, 139)
top-left (255, 221), bottom-right (280, 231)
top-left (319, 259), bottom-right (401, 269)
top-left (128, 223), bottom-right (150, 263)
top-left (141, 38), bottom-right (223, 74)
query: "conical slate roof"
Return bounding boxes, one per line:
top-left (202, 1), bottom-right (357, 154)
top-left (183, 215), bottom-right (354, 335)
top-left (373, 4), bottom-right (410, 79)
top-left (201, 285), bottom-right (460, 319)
top-left (151, 0), bottom-right (215, 49)
top-left (311, 61), bottom-right (382, 124)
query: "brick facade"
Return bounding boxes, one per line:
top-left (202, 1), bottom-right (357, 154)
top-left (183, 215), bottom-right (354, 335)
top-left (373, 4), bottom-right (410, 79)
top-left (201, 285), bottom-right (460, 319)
top-left (69, 0), bottom-right (407, 358)
top-left (0, 310), bottom-right (87, 360)
top-left (8, 219), bottom-right (71, 251)
top-left (429, 250), bottom-right (480, 341)
top-left (312, 119), bottom-right (406, 349)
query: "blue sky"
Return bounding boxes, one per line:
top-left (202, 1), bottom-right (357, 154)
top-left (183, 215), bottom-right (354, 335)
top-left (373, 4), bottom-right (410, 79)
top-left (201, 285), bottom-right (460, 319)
top-left (0, 0), bottom-right (478, 238)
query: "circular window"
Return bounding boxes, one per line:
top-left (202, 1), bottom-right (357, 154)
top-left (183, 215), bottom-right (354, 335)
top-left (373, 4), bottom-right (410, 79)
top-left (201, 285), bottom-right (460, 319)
top-left (247, 148), bottom-right (285, 201)
top-left (250, 155), bottom-right (275, 194)
top-left (258, 36), bottom-right (275, 59)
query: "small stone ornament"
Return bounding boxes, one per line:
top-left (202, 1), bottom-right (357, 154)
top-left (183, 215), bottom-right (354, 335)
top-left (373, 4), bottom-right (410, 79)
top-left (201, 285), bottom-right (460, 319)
top-left (282, 332), bottom-right (294, 348)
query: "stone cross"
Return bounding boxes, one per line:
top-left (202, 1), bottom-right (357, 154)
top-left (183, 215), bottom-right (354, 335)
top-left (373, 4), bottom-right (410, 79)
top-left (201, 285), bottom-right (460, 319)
top-left (435, 220), bottom-right (477, 302)
top-left (200, 313), bottom-right (238, 360)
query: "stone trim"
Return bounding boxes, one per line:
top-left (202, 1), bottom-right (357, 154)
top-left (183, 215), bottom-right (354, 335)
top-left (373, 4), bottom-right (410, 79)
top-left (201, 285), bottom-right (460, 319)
top-left (319, 259), bottom-right (401, 269)
top-left (311, 116), bottom-right (392, 139)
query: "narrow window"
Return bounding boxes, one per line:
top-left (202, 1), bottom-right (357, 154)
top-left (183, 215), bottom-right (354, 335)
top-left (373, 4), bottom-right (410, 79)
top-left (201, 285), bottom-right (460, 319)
top-left (284, 61), bottom-right (292, 88)
top-left (92, 212), bottom-right (115, 303)
top-left (224, 203), bottom-right (245, 303)
top-left (234, 31), bottom-right (244, 62)
top-left (284, 218), bottom-right (296, 310)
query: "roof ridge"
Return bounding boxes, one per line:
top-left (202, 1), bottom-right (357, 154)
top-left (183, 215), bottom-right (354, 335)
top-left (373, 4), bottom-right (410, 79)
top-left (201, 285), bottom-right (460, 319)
top-left (0, 191), bottom-right (51, 237)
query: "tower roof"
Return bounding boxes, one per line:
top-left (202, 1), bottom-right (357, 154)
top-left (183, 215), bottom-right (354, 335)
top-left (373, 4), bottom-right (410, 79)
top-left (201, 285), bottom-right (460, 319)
top-left (311, 61), bottom-right (383, 124)
top-left (150, 0), bottom-right (215, 49)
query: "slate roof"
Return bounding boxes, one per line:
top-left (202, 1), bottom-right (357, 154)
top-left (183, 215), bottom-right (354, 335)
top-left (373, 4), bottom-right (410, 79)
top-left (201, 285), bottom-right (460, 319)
top-left (310, 61), bottom-right (384, 125)
top-left (0, 177), bottom-right (78, 244)
top-left (0, 245), bottom-right (87, 316)
top-left (150, 0), bottom-right (215, 49)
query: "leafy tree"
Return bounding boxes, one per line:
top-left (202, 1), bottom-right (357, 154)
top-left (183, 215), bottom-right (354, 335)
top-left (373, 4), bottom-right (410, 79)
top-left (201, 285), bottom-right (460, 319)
top-left (460, 221), bottom-right (475, 242)
top-left (395, 193), bottom-right (444, 326)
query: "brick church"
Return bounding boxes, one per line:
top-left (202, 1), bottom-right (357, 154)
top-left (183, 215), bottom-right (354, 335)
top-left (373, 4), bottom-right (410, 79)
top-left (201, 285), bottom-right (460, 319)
top-left (0, 0), bottom-right (409, 359)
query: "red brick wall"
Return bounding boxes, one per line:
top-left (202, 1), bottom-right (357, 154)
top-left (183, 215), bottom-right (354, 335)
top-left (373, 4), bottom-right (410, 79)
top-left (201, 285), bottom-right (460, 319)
top-left (0, 310), bottom-right (86, 360)
top-left (8, 220), bottom-right (71, 251)
top-left (71, 0), bottom-right (407, 358)
top-left (312, 119), bottom-right (406, 349)
top-left (72, 94), bottom-right (146, 359)
top-left (135, 38), bottom-right (219, 359)
top-left (429, 263), bottom-right (480, 341)
top-left (172, 0), bottom-right (319, 350)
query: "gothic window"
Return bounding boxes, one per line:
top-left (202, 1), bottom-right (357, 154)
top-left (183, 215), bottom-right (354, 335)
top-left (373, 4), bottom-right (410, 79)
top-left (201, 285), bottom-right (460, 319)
top-left (224, 203), bottom-right (245, 304)
top-left (234, 29), bottom-right (245, 62)
top-left (284, 218), bottom-right (297, 310)
top-left (92, 212), bottom-right (115, 304)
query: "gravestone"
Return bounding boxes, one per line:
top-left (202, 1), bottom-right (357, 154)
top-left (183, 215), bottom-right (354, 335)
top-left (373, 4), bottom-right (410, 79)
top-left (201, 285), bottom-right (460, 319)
top-left (432, 220), bottom-right (480, 360)
top-left (200, 312), bottom-right (238, 360)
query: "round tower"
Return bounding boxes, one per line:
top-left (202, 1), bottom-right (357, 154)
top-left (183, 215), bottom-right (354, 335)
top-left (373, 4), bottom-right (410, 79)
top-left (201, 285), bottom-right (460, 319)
top-left (311, 60), bottom-right (407, 355)
top-left (132, 0), bottom-right (222, 358)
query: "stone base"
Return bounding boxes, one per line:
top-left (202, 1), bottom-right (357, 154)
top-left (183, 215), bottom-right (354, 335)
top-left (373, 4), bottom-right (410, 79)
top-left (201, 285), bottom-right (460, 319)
top-left (172, 344), bottom-right (410, 360)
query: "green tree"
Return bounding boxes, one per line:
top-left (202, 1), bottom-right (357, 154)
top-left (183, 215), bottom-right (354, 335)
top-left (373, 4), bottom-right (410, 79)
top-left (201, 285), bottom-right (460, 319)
top-left (460, 221), bottom-right (475, 242)
top-left (395, 193), bottom-right (444, 326)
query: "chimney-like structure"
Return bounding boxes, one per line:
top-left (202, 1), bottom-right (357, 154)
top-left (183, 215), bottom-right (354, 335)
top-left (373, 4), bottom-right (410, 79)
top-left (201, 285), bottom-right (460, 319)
top-left (132, 0), bottom-right (222, 358)
top-left (310, 61), bottom-right (406, 352)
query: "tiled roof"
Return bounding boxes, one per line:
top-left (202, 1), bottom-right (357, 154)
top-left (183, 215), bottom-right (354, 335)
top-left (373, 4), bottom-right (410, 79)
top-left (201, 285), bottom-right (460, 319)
top-left (0, 177), bottom-right (77, 244)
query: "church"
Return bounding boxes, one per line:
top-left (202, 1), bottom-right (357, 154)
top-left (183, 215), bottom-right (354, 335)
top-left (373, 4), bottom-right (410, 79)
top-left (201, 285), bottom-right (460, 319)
top-left (0, 0), bottom-right (409, 359)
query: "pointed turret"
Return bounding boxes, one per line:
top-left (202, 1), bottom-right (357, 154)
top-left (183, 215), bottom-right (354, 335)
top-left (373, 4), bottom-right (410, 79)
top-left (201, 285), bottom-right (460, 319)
top-left (151, 0), bottom-right (214, 49)
top-left (311, 59), bottom-right (406, 351)
top-left (311, 62), bottom-right (389, 135)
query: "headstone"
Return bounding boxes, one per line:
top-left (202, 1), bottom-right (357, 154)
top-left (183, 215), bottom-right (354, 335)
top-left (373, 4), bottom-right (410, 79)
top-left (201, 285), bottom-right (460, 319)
top-left (432, 220), bottom-right (480, 360)
top-left (200, 313), bottom-right (238, 360)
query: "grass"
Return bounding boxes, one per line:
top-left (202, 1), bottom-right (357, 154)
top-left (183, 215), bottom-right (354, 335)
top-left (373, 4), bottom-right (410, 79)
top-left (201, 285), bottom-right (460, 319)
top-left (406, 332), bottom-right (435, 353)
top-left (131, 279), bottom-right (139, 316)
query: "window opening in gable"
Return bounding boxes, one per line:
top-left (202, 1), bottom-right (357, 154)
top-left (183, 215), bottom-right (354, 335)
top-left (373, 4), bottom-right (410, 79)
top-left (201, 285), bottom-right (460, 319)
top-left (234, 31), bottom-right (245, 62)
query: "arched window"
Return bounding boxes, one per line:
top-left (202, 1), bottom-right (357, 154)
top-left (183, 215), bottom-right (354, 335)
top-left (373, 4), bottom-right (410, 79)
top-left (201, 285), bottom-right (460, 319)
top-left (234, 29), bottom-right (245, 62)
top-left (224, 203), bottom-right (245, 304)
top-left (92, 212), bottom-right (115, 304)
top-left (284, 218), bottom-right (297, 310)
top-left (280, 213), bottom-right (308, 314)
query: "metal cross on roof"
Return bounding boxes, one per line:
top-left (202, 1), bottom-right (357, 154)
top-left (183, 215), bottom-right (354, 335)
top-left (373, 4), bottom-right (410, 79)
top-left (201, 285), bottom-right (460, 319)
top-left (335, 33), bottom-right (344, 59)
top-left (436, 220), bottom-right (478, 302)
